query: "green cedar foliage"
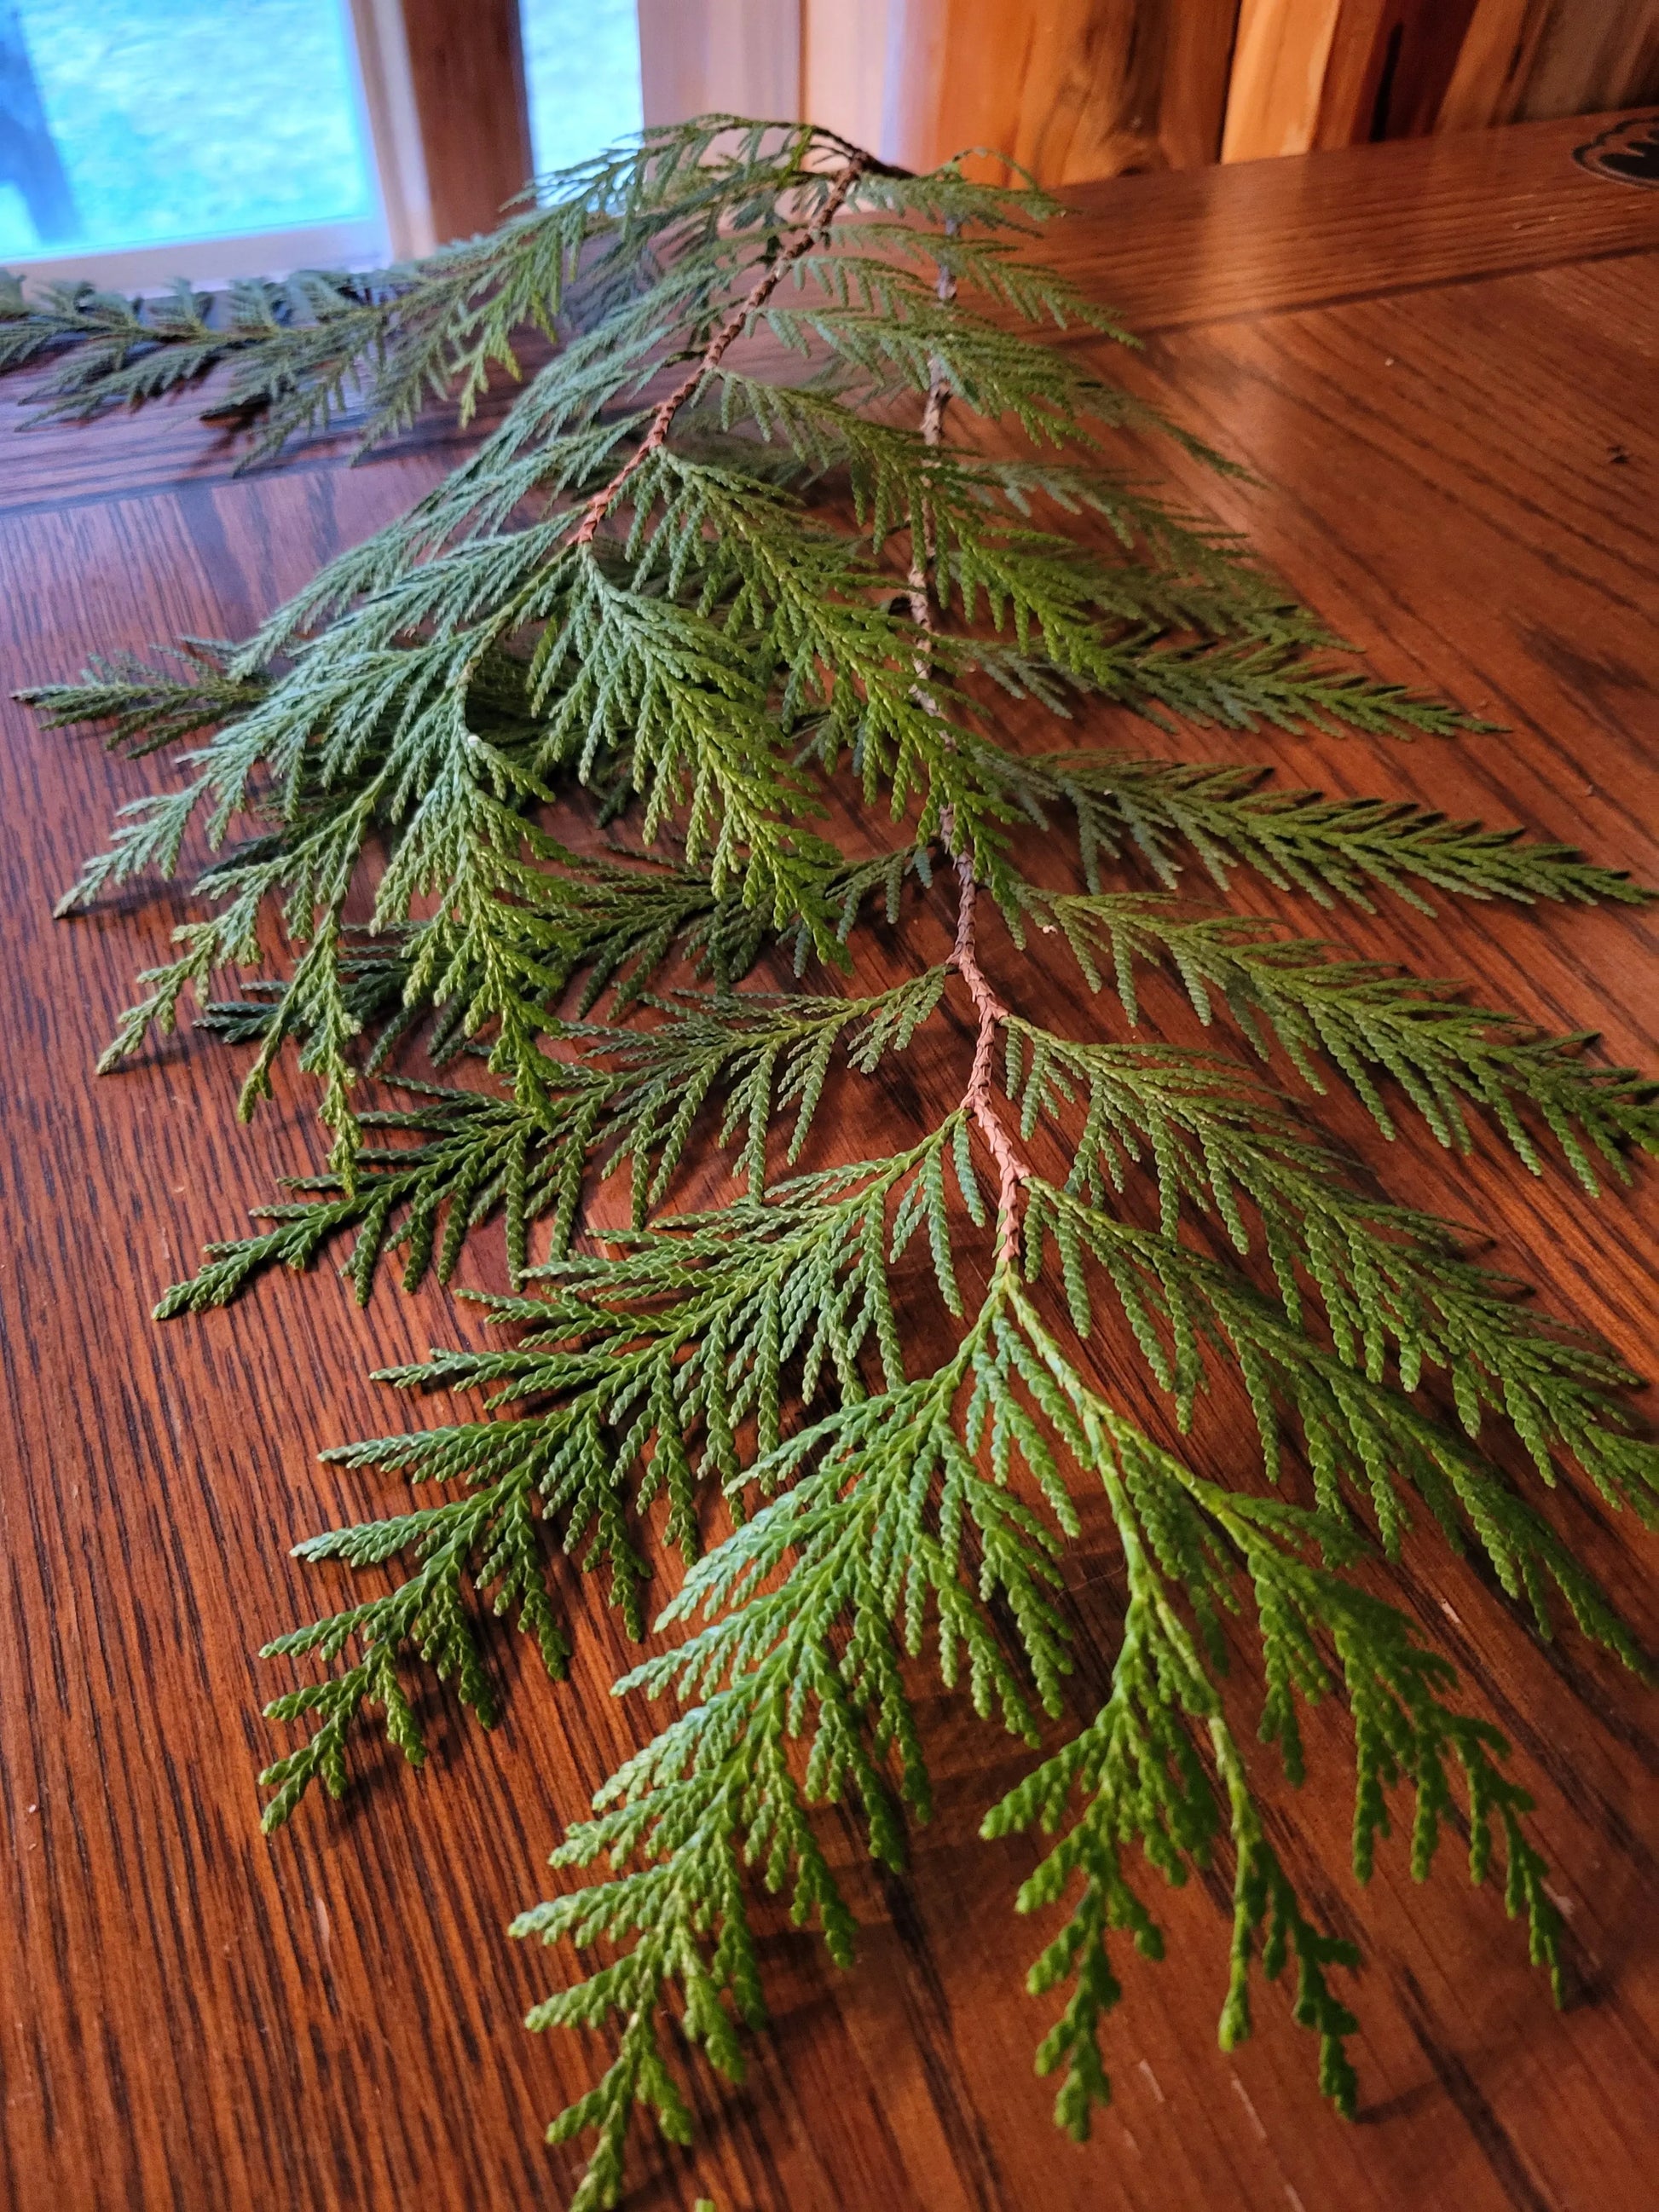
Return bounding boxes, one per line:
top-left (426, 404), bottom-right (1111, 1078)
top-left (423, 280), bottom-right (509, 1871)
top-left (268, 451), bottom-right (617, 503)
top-left (8, 115), bottom-right (1654, 2212)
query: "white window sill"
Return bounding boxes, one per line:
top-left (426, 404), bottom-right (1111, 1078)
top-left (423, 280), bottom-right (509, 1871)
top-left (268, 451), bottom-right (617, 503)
top-left (4, 216), bottom-right (389, 297)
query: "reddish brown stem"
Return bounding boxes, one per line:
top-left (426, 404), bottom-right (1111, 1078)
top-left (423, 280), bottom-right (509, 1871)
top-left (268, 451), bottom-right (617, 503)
top-left (951, 854), bottom-right (1028, 1268)
top-left (906, 233), bottom-right (959, 627)
top-left (897, 240), bottom-right (1028, 1261)
top-left (901, 239), bottom-right (1026, 1260)
top-left (570, 153), bottom-right (868, 550)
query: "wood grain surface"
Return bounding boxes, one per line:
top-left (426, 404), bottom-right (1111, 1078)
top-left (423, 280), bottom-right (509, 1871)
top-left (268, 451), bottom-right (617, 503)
top-left (1, 111), bottom-right (1656, 2212)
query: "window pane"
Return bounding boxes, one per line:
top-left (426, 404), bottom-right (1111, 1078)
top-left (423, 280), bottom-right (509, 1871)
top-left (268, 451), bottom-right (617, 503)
top-left (0, 0), bottom-right (375, 263)
top-left (520, 0), bottom-right (641, 176)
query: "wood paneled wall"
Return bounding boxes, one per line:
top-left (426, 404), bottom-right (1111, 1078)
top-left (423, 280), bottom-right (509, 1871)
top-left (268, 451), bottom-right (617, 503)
top-left (639, 0), bottom-right (1659, 183)
top-left (1223, 0), bottom-right (1659, 160)
top-left (877, 0), bottom-right (1240, 183)
top-left (639, 0), bottom-right (802, 141)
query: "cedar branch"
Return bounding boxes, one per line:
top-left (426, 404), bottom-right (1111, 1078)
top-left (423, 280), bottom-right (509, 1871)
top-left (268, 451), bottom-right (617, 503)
top-left (571, 152), bottom-right (869, 549)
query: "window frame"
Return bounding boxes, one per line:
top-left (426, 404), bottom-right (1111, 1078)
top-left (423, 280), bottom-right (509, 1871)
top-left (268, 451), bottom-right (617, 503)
top-left (1, 1), bottom-right (861, 296)
top-left (0, 0), bottom-right (538, 290)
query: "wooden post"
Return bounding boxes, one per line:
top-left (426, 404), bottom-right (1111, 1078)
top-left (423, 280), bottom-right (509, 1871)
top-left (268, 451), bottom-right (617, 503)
top-left (1220, 0), bottom-right (1659, 165)
top-left (398, 0), bottom-right (533, 240)
top-left (881, 0), bottom-right (1240, 183)
top-left (1221, 0), bottom-right (1346, 161)
top-left (638, 0), bottom-right (802, 130)
top-left (350, 0), bottom-right (533, 253)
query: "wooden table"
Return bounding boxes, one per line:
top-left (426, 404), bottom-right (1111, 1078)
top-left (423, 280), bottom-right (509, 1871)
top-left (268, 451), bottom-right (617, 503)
top-left (2, 107), bottom-right (1656, 2212)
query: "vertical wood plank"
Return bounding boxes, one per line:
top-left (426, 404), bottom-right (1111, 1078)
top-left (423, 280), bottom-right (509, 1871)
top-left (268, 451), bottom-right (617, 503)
top-left (1359, 0), bottom-right (1486, 139)
top-left (1511, 0), bottom-right (1659, 124)
top-left (638, 0), bottom-right (803, 130)
top-left (1308, 0), bottom-right (1484, 147)
top-left (803, 0), bottom-right (893, 153)
top-left (397, 0), bottom-right (533, 240)
top-left (1436, 0), bottom-right (1559, 133)
top-left (347, 0), bottom-right (437, 257)
top-left (1158, 0), bottom-right (1250, 168)
top-left (1222, 0), bottom-right (1347, 160)
top-left (880, 0), bottom-right (949, 165)
top-left (882, 0), bottom-right (1240, 184)
top-left (1222, 0), bottom-right (1659, 164)
top-left (1432, 0), bottom-right (1659, 136)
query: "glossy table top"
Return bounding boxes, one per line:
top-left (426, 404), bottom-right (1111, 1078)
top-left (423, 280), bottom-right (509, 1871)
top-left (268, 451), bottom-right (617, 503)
top-left (1, 105), bottom-right (1655, 2212)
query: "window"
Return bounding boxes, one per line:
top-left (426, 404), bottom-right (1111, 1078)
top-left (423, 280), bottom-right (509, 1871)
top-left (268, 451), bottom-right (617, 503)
top-left (522, 0), bottom-right (641, 176)
top-left (0, 0), bottom-right (646, 290)
top-left (0, 0), bottom-right (381, 279)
